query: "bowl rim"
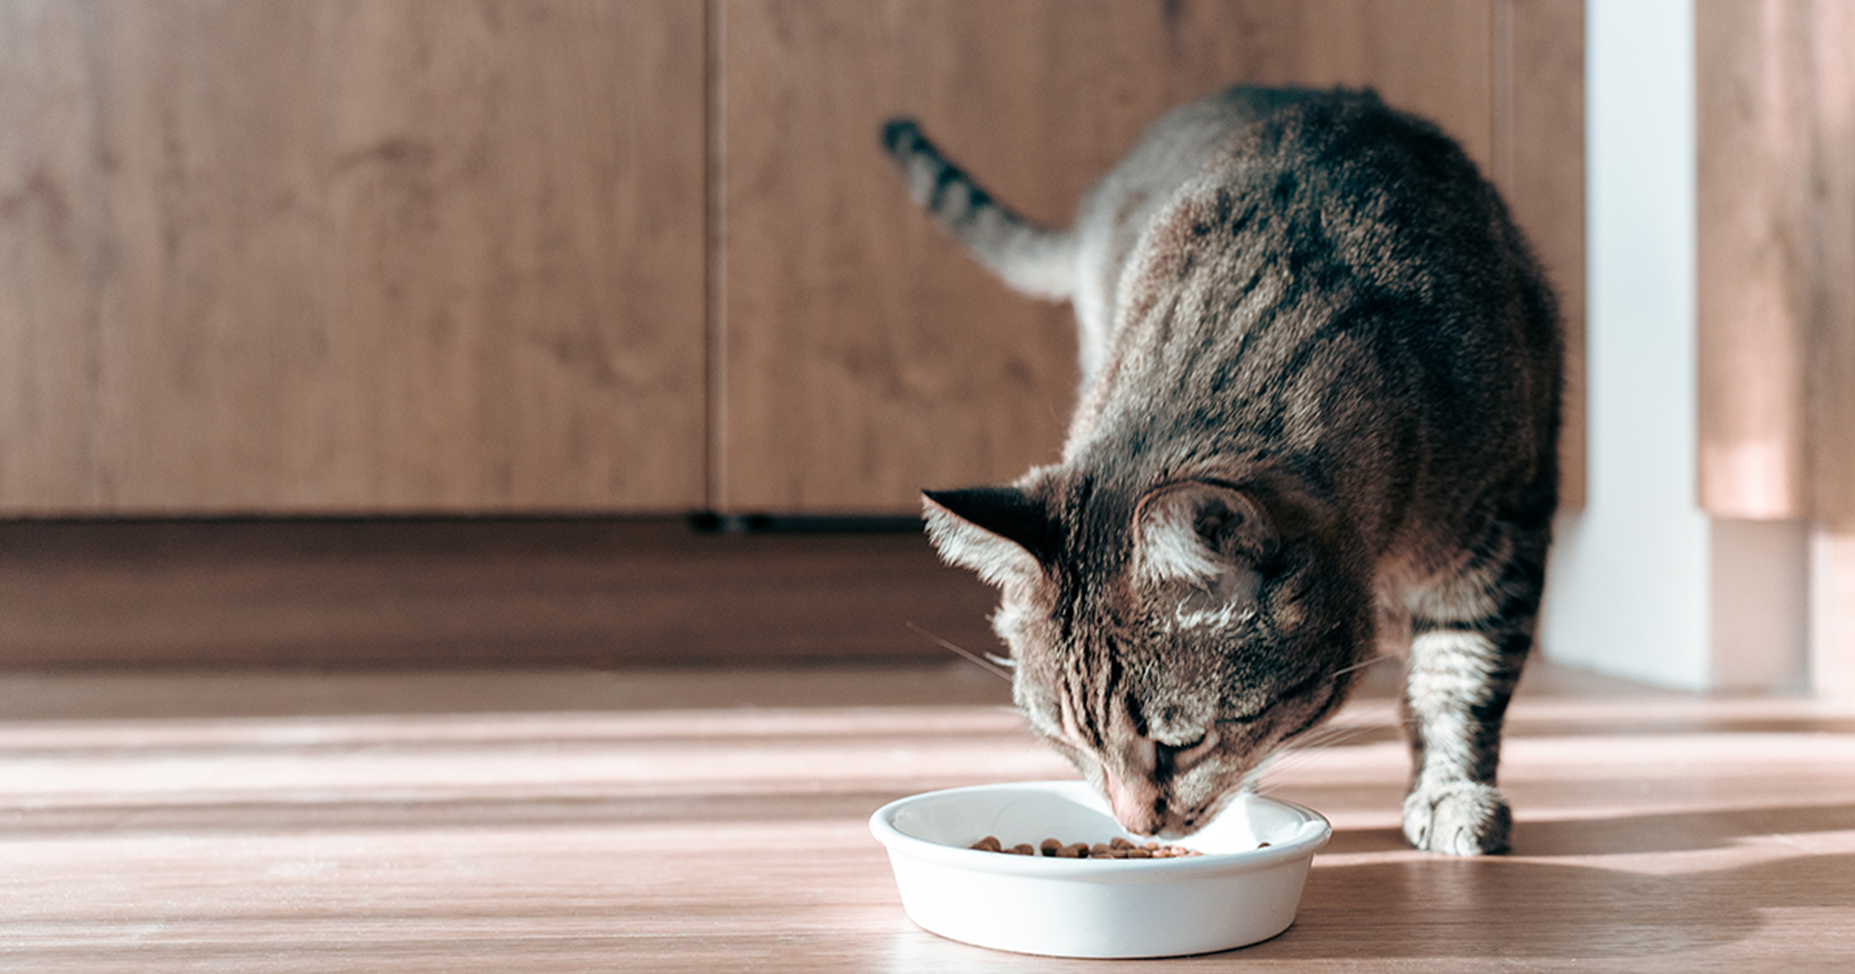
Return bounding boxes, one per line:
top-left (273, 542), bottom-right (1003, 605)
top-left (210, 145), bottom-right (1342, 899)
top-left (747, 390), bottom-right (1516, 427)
top-left (869, 780), bottom-right (1331, 878)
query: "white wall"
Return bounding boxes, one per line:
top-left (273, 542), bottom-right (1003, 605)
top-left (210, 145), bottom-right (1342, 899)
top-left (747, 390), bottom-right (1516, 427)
top-left (1538, 0), bottom-right (1809, 691)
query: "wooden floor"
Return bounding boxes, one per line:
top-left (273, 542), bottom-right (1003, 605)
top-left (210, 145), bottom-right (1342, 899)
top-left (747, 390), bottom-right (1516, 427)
top-left (2, 658), bottom-right (1853, 972)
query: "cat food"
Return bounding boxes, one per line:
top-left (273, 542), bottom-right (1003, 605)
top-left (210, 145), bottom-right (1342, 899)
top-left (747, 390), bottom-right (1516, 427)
top-left (967, 835), bottom-right (1208, 859)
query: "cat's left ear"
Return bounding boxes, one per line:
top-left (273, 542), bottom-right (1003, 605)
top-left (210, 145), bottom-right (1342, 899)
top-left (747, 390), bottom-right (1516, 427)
top-left (1133, 481), bottom-right (1276, 586)
top-left (922, 486), bottom-right (1056, 588)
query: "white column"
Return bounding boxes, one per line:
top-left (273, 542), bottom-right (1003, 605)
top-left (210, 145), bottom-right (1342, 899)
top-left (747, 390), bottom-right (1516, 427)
top-left (1540, 0), bottom-right (1809, 692)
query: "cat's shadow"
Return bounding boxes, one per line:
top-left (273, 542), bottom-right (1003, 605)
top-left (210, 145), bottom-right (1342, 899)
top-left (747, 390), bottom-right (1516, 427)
top-left (1250, 802), bottom-right (1855, 961)
top-left (1320, 801), bottom-right (1855, 858)
top-left (1512, 801), bottom-right (1855, 857)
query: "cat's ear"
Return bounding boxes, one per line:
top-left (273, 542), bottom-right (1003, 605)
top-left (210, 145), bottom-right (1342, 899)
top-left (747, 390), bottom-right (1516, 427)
top-left (923, 486), bottom-right (1054, 587)
top-left (1133, 481), bottom-right (1275, 586)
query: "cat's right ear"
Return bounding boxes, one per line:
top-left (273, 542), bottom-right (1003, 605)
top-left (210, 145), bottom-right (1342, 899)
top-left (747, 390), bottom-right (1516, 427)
top-left (922, 487), bottom-right (1054, 588)
top-left (1133, 482), bottom-right (1276, 586)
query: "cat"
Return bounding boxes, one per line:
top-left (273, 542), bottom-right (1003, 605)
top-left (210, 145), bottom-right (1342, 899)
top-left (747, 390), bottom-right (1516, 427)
top-left (882, 86), bottom-right (1561, 856)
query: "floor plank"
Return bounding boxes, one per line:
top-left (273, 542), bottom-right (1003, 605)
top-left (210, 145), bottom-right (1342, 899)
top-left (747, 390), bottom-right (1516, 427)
top-left (1, 660), bottom-right (1852, 972)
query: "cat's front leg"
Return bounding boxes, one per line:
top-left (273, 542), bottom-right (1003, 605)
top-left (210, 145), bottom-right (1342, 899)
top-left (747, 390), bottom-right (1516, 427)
top-left (1399, 531), bottom-right (1546, 855)
top-left (1401, 624), bottom-right (1523, 854)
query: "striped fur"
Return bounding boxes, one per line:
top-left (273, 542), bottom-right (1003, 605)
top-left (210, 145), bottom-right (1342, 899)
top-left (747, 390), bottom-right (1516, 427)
top-left (880, 120), bottom-right (1077, 302)
top-left (894, 87), bottom-right (1561, 855)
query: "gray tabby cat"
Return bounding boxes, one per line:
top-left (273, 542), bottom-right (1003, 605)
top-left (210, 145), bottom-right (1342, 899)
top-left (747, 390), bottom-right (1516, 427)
top-left (882, 86), bottom-right (1561, 856)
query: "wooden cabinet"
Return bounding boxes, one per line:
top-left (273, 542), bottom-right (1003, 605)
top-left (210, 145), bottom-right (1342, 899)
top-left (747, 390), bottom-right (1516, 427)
top-left (1697, 0), bottom-right (1855, 522)
top-left (716, 0), bottom-right (1585, 512)
top-left (1, 0), bottom-right (1582, 517)
top-left (0, 0), bottom-right (708, 514)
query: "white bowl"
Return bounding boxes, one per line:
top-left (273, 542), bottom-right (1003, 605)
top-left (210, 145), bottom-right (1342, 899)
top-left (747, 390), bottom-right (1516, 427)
top-left (869, 780), bottom-right (1330, 958)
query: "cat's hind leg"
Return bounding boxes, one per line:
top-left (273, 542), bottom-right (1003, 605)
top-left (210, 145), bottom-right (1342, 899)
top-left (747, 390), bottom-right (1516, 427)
top-left (1400, 519), bottom-right (1550, 855)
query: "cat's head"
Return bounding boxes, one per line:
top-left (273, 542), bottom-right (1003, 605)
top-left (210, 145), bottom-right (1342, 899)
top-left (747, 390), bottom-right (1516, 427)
top-left (924, 468), bottom-right (1372, 837)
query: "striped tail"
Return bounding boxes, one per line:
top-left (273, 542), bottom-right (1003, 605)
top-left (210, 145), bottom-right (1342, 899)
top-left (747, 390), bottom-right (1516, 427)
top-left (881, 119), bottom-right (1077, 301)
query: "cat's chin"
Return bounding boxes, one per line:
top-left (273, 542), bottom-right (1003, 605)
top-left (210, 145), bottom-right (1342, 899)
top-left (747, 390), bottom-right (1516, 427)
top-left (1141, 812), bottom-right (1214, 840)
top-left (1187, 791), bottom-right (1246, 838)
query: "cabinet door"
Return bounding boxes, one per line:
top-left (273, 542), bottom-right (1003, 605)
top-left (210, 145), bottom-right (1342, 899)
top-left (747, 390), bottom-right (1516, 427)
top-left (0, 0), bottom-right (706, 514)
top-left (715, 0), bottom-right (1577, 514)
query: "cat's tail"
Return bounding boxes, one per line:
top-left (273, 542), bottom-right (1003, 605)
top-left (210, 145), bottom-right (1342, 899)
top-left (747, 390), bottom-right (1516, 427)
top-left (881, 119), bottom-right (1076, 301)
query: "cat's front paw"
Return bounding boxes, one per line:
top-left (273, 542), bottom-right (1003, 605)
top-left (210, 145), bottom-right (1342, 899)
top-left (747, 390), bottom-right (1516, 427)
top-left (1402, 781), bottom-right (1512, 855)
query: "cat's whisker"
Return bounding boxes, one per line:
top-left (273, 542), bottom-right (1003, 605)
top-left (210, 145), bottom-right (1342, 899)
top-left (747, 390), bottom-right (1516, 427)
top-left (1246, 719), bottom-right (1394, 795)
top-left (905, 621), bottom-right (1013, 682)
top-left (1328, 652), bottom-right (1397, 682)
top-left (1293, 714), bottom-right (1386, 745)
top-left (1273, 729), bottom-right (1380, 765)
top-left (1248, 760), bottom-right (1326, 797)
top-left (1283, 722), bottom-right (1380, 752)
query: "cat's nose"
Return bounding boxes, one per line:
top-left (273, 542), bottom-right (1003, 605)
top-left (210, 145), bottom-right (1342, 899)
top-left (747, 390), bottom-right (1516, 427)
top-left (1104, 773), bottom-right (1166, 836)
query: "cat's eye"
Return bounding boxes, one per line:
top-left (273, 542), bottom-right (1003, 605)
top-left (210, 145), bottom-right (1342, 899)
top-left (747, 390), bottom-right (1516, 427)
top-left (1159, 733), bottom-right (1205, 753)
top-left (1155, 731), bottom-right (1220, 772)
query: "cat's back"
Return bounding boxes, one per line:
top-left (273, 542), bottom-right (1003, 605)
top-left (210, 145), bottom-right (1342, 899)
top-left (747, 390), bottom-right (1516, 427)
top-left (1071, 88), bottom-right (1337, 364)
top-left (1076, 86), bottom-right (1328, 241)
top-left (1073, 89), bottom-right (1561, 553)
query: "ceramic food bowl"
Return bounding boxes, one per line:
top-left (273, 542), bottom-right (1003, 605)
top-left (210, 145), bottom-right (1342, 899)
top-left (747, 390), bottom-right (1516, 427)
top-left (869, 780), bottom-right (1330, 958)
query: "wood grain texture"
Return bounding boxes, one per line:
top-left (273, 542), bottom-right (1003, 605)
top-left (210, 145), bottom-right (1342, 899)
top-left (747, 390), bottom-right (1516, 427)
top-left (716, 0), bottom-right (1086, 514)
top-left (0, 661), bottom-right (1850, 971)
top-left (1270, 0), bottom-right (1496, 169)
top-left (0, 0), bottom-right (707, 514)
top-left (716, 0), bottom-right (1582, 514)
top-left (0, 518), bottom-right (1001, 668)
top-left (1697, 0), bottom-right (1855, 522)
top-left (1499, 0), bottom-right (1586, 510)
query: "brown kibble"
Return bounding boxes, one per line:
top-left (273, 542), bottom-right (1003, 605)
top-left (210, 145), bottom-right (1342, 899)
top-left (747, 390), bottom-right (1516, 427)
top-left (966, 835), bottom-right (1206, 859)
top-left (1258, 842), bottom-right (1272, 849)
